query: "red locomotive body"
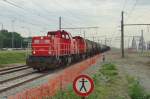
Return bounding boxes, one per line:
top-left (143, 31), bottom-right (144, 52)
top-left (32, 36), bottom-right (51, 56)
top-left (73, 36), bottom-right (86, 54)
top-left (26, 30), bottom-right (110, 71)
top-left (32, 30), bottom-right (78, 57)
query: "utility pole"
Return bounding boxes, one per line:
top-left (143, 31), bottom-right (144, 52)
top-left (121, 11), bottom-right (125, 58)
top-left (105, 38), bottom-right (107, 45)
top-left (1, 24), bottom-right (3, 30)
top-left (80, 29), bottom-right (81, 34)
top-left (128, 38), bottom-right (130, 49)
top-left (83, 31), bottom-right (86, 38)
top-left (59, 16), bottom-right (61, 31)
top-left (93, 36), bottom-right (95, 41)
top-left (141, 30), bottom-right (144, 53)
top-left (11, 19), bottom-right (15, 49)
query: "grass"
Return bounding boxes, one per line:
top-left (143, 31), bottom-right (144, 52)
top-left (49, 63), bottom-right (129, 99)
top-left (127, 76), bottom-right (150, 99)
top-left (0, 50), bottom-right (26, 67)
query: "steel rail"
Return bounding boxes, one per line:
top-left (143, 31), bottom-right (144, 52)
top-left (0, 72), bottom-right (49, 93)
top-left (0, 67), bottom-right (31, 75)
top-left (0, 72), bottom-right (36, 84)
top-left (0, 65), bottom-right (27, 72)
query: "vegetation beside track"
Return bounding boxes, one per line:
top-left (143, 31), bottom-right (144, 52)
top-left (127, 76), bottom-right (150, 99)
top-left (49, 63), bottom-right (150, 99)
top-left (0, 51), bottom-right (26, 67)
top-left (49, 63), bottom-right (128, 99)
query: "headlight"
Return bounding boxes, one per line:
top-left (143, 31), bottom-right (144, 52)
top-left (48, 51), bottom-right (51, 54)
top-left (33, 51), bottom-right (36, 54)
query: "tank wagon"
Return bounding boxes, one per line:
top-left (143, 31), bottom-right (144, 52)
top-left (26, 30), bottom-right (110, 71)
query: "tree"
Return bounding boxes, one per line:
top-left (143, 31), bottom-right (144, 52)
top-left (0, 29), bottom-right (28, 48)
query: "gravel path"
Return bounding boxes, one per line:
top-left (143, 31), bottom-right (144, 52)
top-left (82, 51), bottom-right (150, 98)
top-left (106, 51), bottom-right (150, 92)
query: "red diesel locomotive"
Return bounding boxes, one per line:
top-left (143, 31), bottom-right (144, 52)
top-left (26, 30), bottom-right (110, 71)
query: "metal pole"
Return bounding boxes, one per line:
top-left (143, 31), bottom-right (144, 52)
top-left (1, 23), bottom-right (3, 30)
top-left (21, 39), bottom-right (22, 48)
top-left (11, 20), bottom-right (15, 49)
top-left (59, 16), bottom-right (61, 31)
top-left (83, 31), bottom-right (85, 38)
top-left (93, 37), bottom-right (94, 41)
top-left (141, 30), bottom-right (144, 53)
top-left (105, 38), bottom-right (107, 45)
top-left (81, 97), bottom-right (85, 99)
top-left (128, 38), bottom-right (130, 49)
top-left (121, 11), bottom-right (125, 58)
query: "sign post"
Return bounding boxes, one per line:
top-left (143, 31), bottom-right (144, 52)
top-left (73, 75), bottom-right (94, 99)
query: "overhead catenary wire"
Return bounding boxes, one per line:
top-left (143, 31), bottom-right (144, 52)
top-left (126, 0), bottom-right (138, 21)
top-left (122, 0), bottom-right (127, 11)
top-left (2, 0), bottom-right (104, 31)
top-left (2, 0), bottom-right (25, 10)
top-left (0, 0), bottom-right (116, 40)
top-left (0, 13), bottom-right (50, 30)
top-left (30, 0), bottom-right (81, 27)
top-left (2, 0), bottom-right (59, 28)
top-left (52, 0), bottom-right (86, 25)
top-left (2, 0), bottom-right (84, 32)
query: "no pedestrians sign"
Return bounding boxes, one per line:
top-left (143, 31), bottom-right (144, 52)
top-left (73, 75), bottom-right (94, 97)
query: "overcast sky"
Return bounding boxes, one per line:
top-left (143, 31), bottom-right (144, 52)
top-left (0, 0), bottom-right (150, 47)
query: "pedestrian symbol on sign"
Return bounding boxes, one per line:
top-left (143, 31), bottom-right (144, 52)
top-left (79, 78), bottom-right (88, 92)
top-left (73, 75), bottom-right (94, 97)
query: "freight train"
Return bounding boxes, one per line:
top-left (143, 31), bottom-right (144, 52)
top-left (26, 30), bottom-right (110, 71)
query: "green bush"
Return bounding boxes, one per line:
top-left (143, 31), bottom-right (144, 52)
top-left (127, 76), bottom-right (149, 99)
top-left (102, 63), bottom-right (117, 70)
top-left (98, 63), bottom-right (118, 83)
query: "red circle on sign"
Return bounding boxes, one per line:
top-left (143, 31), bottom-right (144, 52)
top-left (73, 75), bottom-right (94, 97)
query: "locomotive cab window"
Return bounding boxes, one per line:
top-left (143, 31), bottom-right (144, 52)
top-left (62, 34), bottom-right (65, 39)
top-left (47, 32), bottom-right (55, 39)
top-left (44, 40), bottom-right (50, 44)
top-left (34, 40), bottom-right (40, 44)
top-left (66, 34), bottom-right (70, 39)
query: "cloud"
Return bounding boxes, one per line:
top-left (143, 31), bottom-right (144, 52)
top-left (0, 0), bottom-right (150, 47)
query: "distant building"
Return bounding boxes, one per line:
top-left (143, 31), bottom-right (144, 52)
top-left (147, 41), bottom-right (150, 50)
top-left (131, 37), bottom-right (137, 50)
top-left (138, 34), bottom-right (146, 51)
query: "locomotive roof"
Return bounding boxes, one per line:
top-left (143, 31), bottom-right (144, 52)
top-left (73, 36), bottom-right (83, 39)
top-left (47, 30), bottom-right (68, 35)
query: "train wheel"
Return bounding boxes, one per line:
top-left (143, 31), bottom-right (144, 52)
top-left (37, 66), bottom-right (46, 72)
top-left (82, 54), bottom-right (86, 59)
top-left (37, 68), bottom-right (42, 72)
top-left (62, 57), bottom-right (67, 66)
top-left (67, 56), bottom-right (72, 65)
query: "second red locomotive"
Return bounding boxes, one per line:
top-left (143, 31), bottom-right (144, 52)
top-left (26, 30), bottom-right (110, 71)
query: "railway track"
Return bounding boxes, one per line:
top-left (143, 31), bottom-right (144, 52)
top-left (0, 72), bottom-right (36, 84)
top-left (0, 65), bottom-right (31, 75)
top-left (0, 71), bottom-right (49, 93)
top-left (0, 65), bottom-right (27, 72)
top-left (0, 65), bottom-right (61, 94)
top-left (0, 62), bottom-right (81, 94)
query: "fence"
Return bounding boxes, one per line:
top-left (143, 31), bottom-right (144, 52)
top-left (8, 54), bottom-right (100, 99)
